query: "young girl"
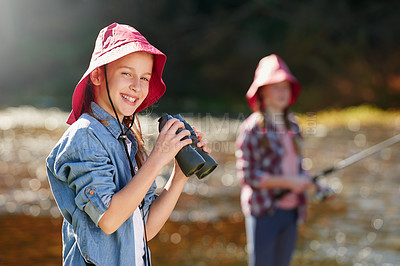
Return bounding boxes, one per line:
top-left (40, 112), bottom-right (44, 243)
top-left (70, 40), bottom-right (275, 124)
top-left (46, 23), bottom-right (210, 265)
top-left (236, 54), bottom-right (314, 266)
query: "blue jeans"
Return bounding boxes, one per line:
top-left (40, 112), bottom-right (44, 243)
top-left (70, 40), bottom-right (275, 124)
top-left (245, 209), bottom-right (298, 266)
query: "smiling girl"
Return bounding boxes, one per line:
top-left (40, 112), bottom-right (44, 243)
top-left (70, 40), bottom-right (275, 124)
top-left (46, 23), bottom-right (210, 266)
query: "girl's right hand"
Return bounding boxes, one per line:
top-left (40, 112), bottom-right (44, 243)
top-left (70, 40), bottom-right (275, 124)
top-left (288, 177), bottom-right (314, 194)
top-left (150, 118), bottom-right (192, 167)
top-left (278, 193), bottom-right (299, 209)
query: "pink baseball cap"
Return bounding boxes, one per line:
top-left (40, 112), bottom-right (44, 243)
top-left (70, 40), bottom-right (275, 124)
top-left (246, 54), bottom-right (301, 112)
top-left (66, 23), bottom-right (167, 125)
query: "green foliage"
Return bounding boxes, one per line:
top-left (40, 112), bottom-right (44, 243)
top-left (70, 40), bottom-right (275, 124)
top-left (1, 0), bottom-right (399, 114)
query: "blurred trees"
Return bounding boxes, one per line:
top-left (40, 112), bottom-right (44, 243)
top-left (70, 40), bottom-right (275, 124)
top-left (1, 0), bottom-right (399, 115)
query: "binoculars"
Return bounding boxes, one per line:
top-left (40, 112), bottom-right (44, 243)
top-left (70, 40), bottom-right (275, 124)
top-left (158, 114), bottom-right (218, 179)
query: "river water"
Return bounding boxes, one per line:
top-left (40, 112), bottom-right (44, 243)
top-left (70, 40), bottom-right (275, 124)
top-left (0, 107), bottom-right (399, 265)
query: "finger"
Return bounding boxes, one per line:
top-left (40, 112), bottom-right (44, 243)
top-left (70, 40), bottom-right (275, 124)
top-left (161, 118), bottom-right (180, 133)
top-left (197, 138), bottom-right (208, 147)
top-left (193, 127), bottom-right (204, 140)
top-left (196, 137), bottom-right (211, 153)
top-left (175, 129), bottom-right (191, 141)
top-left (181, 138), bottom-right (193, 147)
top-left (174, 137), bottom-right (193, 151)
top-left (167, 120), bottom-right (185, 135)
top-left (201, 146), bottom-right (211, 154)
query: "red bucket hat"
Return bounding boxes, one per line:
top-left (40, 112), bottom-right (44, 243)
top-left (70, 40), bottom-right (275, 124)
top-left (246, 54), bottom-right (301, 112)
top-left (66, 23), bottom-right (167, 125)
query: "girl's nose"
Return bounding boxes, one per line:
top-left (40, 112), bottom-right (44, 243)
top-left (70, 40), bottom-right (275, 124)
top-left (129, 78), bottom-right (141, 92)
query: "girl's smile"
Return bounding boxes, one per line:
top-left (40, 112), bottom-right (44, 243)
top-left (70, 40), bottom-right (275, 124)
top-left (121, 93), bottom-right (138, 105)
top-left (92, 51), bottom-right (154, 122)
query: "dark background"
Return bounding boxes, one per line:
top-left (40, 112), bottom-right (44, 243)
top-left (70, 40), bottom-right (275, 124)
top-left (1, 0), bottom-right (400, 116)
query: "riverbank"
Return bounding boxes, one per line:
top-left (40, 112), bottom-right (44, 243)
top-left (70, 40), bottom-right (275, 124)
top-left (0, 106), bottom-right (399, 265)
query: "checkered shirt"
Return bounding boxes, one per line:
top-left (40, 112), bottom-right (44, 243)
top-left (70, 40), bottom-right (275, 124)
top-left (236, 112), bottom-right (307, 222)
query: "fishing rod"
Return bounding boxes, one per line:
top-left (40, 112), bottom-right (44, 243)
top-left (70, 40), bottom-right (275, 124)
top-left (275, 133), bottom-right (400, 201)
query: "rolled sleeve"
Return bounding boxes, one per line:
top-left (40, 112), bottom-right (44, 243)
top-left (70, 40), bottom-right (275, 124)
top-left (83, 186), bottom-right (109, 225)
top-left (54, 147), bottom-right (116, 226)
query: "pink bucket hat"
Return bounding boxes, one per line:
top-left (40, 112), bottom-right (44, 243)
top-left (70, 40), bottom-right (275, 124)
top-left (66, 23), bottom-right (167, 125)
top-left (246, 54), bottom-right (301, 112)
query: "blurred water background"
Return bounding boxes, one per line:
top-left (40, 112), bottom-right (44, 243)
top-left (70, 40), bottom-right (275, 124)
top-left (0, 106), bottom-right (399, 265)
top-left (2, 1), bottom-right (400, 265)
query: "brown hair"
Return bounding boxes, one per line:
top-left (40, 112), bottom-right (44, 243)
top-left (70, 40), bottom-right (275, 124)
top-left (81, 80), bottom-right (148, 169)
top-left (122, 115), bottom-right (148, 168)
top-left (256, 90), bottom-right (302, 155)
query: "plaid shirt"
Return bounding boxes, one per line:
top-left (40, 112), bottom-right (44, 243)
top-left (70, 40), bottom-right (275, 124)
top-left (236, 112), bottom-right (307, 222)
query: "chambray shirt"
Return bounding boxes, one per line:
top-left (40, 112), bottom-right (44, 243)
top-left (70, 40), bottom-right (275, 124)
top-left (236, 112), bottom-right (307, 222)
top-left (46, 102), bottom-right (157, 265)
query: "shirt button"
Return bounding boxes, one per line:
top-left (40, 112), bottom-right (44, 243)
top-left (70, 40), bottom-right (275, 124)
top-left (134, 166), bottom-right (138, 172)
top-left (89, 190), bottom-right (94, 196)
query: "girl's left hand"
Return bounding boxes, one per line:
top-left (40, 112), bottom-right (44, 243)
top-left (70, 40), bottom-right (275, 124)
top-left (192, 126), bottom-right (211, 154)
top-left (278, 193), bottom-right (299, 210)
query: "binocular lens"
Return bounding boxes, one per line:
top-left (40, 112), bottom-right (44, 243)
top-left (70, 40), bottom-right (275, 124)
top-left (158, 114), bottom-right (218, 179)
top-left (194, 147), bottom-right (218, 179)
top-left (175, 145), bottom-right (206, 176)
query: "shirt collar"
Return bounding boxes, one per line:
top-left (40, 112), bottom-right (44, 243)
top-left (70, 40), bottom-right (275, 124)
top-left (90, 102), bottom-right (124, 139)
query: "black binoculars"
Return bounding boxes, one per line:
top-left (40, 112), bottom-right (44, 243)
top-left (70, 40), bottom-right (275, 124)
top-left (158, 114), bottom-right (218, 179)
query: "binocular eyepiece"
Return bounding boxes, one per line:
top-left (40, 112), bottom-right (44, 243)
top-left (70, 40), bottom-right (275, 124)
top-left (158, 114), bottom-right (218, 179)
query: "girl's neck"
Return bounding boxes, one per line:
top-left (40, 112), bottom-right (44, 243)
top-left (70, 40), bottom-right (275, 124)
top-left (264, 107), bottom-right (285, 126)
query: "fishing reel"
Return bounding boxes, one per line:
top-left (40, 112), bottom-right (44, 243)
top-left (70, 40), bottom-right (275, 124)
top-left (314, 186), bottom-right (335, 201)
top-left (158, 114), bottom-right (218, 179)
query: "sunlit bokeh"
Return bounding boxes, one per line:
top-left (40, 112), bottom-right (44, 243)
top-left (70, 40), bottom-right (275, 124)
top-left (1, 106), bottom-right (400, 264)
top-left (1, 0), bottom-right (400, 264)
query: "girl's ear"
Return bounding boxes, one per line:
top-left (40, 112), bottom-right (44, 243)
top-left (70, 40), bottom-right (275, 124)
top-left (90, 68), bottom-right (103, 86)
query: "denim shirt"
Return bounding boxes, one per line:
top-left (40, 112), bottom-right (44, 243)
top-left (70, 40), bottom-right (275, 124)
top-left (46, 102), bottom-right (157, 265)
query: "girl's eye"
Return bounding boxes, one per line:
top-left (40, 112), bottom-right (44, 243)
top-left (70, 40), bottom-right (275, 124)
top-left (123, 72), bottom-right (131, 77)
top-left (141, 77), bottom-right (150, 82)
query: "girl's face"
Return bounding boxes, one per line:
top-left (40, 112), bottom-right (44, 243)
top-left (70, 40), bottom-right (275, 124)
top-left (259, 80), bottom-right (292, 112)
top-left (92, 51), bottom-right (154, 121)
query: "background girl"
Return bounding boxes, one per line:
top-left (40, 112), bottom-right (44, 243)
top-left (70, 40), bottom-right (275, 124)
top-left (236, 54), bottom-right (313, 266)
top-left (46, 23), bottom-right (210, 265)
